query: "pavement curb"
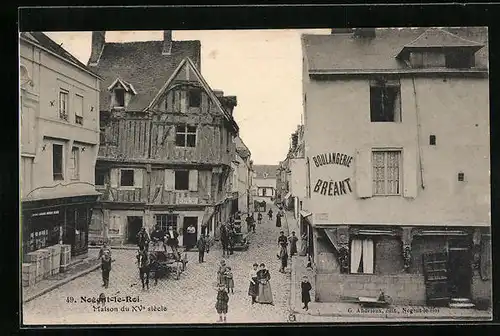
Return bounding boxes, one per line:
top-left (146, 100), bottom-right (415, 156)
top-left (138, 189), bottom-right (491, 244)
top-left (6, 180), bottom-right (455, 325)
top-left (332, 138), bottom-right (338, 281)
top-left (23, 259), bottom-right (115, 304)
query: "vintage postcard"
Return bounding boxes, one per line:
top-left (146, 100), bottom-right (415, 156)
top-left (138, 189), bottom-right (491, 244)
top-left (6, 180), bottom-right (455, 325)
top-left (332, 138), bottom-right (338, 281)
top-left (20, 27), bottom-right (492, 325)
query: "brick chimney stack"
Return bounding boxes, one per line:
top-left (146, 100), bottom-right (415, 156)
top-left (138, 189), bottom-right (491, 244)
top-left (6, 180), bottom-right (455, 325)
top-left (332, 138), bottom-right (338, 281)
top-left (88, 31), bottom-right (106, 66)
top-left (162, 31), bottom-right (172, 55)
top-left (220, 95), bottom-right (237, 116)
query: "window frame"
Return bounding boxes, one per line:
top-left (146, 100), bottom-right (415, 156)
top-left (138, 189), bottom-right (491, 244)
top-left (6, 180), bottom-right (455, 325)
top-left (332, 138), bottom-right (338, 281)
top-left (69, 146), bottom-right (80, 180)
top-left (349, 237), bottom-right (376, 275)
top-left (114, 88), bottom-right (126, 108)
top-left (175, 124), bottom-right (197, 148)
top-left (188, 88), bottom-right (202, 108)
top-left (155, 214), bottom-right (178, 232)
top-left (59, 90), bottom-right (69, 121)
top-left (52, 143), bottom-right (64, 181)
top-left (174, 170), bottom-right (190, 191)
top-left (74, 94), bottom-right (84, 125)
top-left (119, 169), bottom-right (135, 188)
top-left (372, 149), bottom-right (402, 196)
top-left (369, 81), bottom-right (401, 123)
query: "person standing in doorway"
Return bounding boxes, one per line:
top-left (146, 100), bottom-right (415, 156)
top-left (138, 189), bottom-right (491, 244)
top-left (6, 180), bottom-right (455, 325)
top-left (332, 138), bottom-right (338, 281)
top-left (301, 275), bottom-right (312, 311)
top-left (101, 250), bottom-right (112, 288)
top-left (248, 263), bottom-right (259, 304)
top-left (196, 234), bottom-right (206, 263)
top-left (288, 231), bottom-right (298, 256)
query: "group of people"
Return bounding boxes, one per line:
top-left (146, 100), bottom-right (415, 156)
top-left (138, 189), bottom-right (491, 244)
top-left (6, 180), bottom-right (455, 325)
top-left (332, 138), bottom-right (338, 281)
top-left (276, 230), bottom-right (299, 273)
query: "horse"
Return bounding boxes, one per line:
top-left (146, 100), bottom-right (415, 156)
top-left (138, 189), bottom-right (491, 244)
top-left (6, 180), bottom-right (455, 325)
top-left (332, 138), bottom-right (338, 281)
top-left (137, 249), bottom-right (151, 290)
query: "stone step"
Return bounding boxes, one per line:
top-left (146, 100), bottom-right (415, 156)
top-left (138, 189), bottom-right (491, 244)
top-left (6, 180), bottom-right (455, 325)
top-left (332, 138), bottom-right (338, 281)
top-left (450, 297), bottom-right (472, 303)
top-left (449, 302), bottom-right (476, 309)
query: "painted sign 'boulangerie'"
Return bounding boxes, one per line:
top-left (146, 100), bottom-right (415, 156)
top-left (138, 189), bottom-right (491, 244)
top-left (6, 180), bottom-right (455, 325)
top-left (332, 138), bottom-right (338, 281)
top-left (312, 152), bottom-right (353, 168)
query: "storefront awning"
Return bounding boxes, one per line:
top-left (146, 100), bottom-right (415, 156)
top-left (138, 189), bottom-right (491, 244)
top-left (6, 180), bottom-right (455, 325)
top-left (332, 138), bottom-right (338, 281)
top-left (202, 206), bottom-right (215, 227)
top-left (22, 182), bottom-right (101, 203)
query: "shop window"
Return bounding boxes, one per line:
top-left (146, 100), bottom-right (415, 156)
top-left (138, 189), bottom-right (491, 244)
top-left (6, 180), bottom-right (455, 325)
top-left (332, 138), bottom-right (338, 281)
top-left (175, 125), bottom-right (197, 147)
top-left (155, 214), bottom-right (178, 232)
top-left (370, 82), bottom-right (401, 122)
top-left (175, 170), bottom-right (189, 190)
top-left (53, 144), bottom-right (64, 180)
top-left (372, 150), bottom-right (401, 195)
top-left (350, 238), bottom-right (374, 274)
top-left (120, 169), bottom-right (134, 187)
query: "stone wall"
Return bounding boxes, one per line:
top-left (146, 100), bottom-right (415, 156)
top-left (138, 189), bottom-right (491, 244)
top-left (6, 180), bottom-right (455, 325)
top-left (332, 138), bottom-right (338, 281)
top-left (315, 273), bottom-right (426, 305)
top-left (471, 275), bottom-right (492, 309)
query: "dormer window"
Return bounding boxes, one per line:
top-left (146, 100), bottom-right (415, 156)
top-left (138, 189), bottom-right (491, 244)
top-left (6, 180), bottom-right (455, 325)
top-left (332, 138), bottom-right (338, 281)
top-left (409, 50), bottom-right (475, 69)
top-left (188, 88), bottom-right (202, 108)
top-left (108, 78), bottom-right (137, 109)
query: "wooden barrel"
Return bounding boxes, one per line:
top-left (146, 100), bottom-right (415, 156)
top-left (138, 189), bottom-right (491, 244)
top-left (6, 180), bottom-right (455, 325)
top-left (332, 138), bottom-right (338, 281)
top-left (48, 245), bottom-right (61, 275)
top-left (60, 244), bottom-right (71, 272)
top-left (38, 248), bottom-right (52, 279)
top-left (22, 263), bottom-right (36, 287)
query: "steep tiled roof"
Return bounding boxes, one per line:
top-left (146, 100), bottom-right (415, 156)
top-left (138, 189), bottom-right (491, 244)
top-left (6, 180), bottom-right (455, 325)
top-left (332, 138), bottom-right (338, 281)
top-left (303, 27), bottom-right (488, 72)
top-left (253, 165), bottom-right (278, 179)
top-left (20, 32), bottom-right (101, 78)
top-left (88, 40), bottom-right (201, 111)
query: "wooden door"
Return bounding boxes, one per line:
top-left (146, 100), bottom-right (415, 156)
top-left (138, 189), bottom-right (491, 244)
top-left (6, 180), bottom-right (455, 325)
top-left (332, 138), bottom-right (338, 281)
top-left (422, 252), bottom-right (449, 306)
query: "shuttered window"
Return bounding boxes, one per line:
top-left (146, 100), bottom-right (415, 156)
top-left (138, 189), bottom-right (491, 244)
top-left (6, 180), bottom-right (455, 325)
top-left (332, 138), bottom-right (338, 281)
top-left (372, 151), bottom-right (401, 195)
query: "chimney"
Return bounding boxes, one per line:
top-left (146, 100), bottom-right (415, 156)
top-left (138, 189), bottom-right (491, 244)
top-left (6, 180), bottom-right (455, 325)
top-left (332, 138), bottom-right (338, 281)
top-left (214, 90), bottom-right (224, 98)
top-left (162, 30), bottom-right (172, 55)
top-left (220, 95), bottom-right (237, 115)
top-left (291, 133), bottom-right (298, 151)
top-left (353, 28), bottom-right (376, 38)
top-left (331, 28), bottom-right (354, 34)
top-left (88, 31), bottom-right (105, 66)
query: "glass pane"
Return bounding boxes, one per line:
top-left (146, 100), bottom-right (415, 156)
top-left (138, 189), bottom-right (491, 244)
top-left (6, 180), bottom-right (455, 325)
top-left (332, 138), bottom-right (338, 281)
top-left (175, 134), bottom-right (186, 147)
top-left (186, 134), bottom-right (196, 147)
top-left (176, 125), bottom-right (186, 133)
top-left (187, 126), bottom-right (197, 133)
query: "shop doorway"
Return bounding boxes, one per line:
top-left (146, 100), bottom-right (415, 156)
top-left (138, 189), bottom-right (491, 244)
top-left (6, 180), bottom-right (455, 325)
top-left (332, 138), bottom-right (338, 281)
top-left (183, 217), bottom-right (198, 249)
top-left (127, 216), bottom-right (143, 244)
top-left (448, 237), bottom-right (472, 299)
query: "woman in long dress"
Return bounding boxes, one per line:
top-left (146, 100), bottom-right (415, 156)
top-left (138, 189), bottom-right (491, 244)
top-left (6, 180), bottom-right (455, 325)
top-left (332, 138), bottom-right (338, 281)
top-left (256, 263), bottom-right (274, 305)
top-left (248, 263), bottom-right (259, 304)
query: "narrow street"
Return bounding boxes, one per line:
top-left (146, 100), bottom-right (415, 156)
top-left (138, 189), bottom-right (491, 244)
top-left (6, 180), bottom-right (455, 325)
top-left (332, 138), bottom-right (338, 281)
top-left (23, 204), bottom-right (293, 325)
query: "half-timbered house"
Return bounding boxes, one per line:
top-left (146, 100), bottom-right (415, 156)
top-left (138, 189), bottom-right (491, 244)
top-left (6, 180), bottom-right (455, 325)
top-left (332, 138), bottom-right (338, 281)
top-left (88, 31), bottom-right (239, 247)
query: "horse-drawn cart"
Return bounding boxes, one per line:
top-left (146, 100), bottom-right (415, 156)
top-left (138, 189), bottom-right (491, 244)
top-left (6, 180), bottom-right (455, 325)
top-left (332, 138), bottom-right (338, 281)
top-left (232, 232), bottom-right (250, 251)
top-left (150, 250), bottom-right (188, 280)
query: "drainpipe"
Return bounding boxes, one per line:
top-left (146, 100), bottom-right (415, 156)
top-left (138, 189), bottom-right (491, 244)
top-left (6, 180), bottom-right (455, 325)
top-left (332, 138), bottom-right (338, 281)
top-left (411, 77), bottom-right (425, 189)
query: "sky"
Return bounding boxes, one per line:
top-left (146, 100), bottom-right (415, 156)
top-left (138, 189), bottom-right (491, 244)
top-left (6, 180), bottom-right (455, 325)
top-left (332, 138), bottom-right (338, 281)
top-left (45, 29), bottom-right (330, 165)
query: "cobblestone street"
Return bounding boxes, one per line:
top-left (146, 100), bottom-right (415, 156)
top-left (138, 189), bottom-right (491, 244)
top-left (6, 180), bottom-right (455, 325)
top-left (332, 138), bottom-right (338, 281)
top-left (23, 205), bottom-right (296, 325)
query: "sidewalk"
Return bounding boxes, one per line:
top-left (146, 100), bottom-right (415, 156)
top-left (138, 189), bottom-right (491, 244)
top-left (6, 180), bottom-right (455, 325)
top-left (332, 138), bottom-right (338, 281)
top-left (22, 250), bottom-right (115, 304)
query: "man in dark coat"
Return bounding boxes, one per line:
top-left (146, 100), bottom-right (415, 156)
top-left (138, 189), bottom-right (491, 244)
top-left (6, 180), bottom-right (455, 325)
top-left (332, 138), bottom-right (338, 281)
top-left (301, 275), bottom-right (312, 310)
top-left (166, 225), bottom-right (180, 259)
top-left (196, 235), bottom-right (206, 263)
top-left (220, 224), bottom-right (230, 257)
top-left (136, 227), bottom-right (150, 251)
top-left (101, 250), bottom-right (112, 288)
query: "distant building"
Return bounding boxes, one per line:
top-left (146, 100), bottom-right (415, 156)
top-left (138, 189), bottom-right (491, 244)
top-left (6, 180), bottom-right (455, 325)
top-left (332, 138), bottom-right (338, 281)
top-left (232, 137), bottom-right (253, 215)
top-left (252, 165), bottom-right (278, 204)
top-left (298, 27), bottom-right (491, 307)
top-left (88, 31), bottom-right (239, 247)
top-left (20, 32), bottom-right (102, 258)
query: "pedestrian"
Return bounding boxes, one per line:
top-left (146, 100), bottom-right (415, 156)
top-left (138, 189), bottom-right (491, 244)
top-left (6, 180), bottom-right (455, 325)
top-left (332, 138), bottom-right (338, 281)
top-left (228, 225), bottom-right (235, 255)
top-left (98, 241), bottom-right (112, 259)
top-left (248, 263), bottom-right (259, 304)
top-left (225, 266), bottom-right (234, 294)
top-left (196, 235), bottom-right (206, 263)
top-left (288, 231), bottom-right (298, 256)
top-left (301, 275), bottom-right (312, 311)
top-left (245, 214), bottom-right (252, 233)
top-left (278, 244), bottom-right (288, 273)
top-left (217, 259), bottom-right (228, 286)
top-left (268, 209), bottom-right (273, 220)
top-left (205, 233), bottom-right (211, 254)
top-left (300, 232), bottom-right (308, 256)
top-left (256, 263), bottom-right (273, 305)
top-left (277, 231), bottom-right (288, 258)
top-left (215, 284), bottom-right (229, 323)
top-left (220, 224), bottom-right (229, 257)
top-left (101, 250), bottom-right (112, 288)
top-left (166, 225), bottom-right (180, 259)
top-left (275, 211), bottom-right (282, 228)
top-left (257, 213), bottom-right (263, 225)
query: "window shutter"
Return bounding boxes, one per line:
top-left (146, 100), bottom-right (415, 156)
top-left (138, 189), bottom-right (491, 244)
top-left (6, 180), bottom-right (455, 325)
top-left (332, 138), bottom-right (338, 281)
top-left (134, 169), bottom-right (143, 188)
top-left (403, 146), bottom-right (418, 198)
top-left (355, 148), bottom-right (373, 198)
top-left (110, 168), bottom-right (119, 188)
top-left (189, 170), bottom-right (199, 191)
top-left (164, 169), bottom-right (175, 191)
